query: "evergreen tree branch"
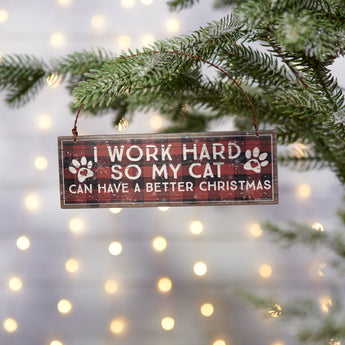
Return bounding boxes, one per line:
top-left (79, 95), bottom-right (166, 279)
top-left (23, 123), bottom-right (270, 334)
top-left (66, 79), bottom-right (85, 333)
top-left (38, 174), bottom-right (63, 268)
top-left (0, 55), bottom-right (47, 106)
top-left (167, 0), bottom-right (198, 11)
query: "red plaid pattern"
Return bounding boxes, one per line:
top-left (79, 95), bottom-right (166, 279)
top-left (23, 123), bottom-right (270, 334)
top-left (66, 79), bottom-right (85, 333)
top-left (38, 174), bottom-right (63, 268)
top-left (58, 130), bottom-right (278, 208)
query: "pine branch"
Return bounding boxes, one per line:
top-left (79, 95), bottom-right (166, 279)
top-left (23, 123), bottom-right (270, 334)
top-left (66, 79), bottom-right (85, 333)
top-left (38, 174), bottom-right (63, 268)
top-left (236, 288), bottom-right (345, 344)
top-left (167, 0), bottom-right (199, 11)
top-left (262, 221), bottom-right (345, 266)
top-left (278, 153), bottom-right (329, 172)
top-left (0, 55), bottom-right (47, 106)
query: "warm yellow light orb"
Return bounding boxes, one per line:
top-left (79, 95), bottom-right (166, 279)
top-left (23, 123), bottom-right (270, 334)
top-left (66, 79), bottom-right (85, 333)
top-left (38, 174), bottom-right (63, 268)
top-left (9, 277), bottom-right (23, 291)
top-left (116, 119), bottom-right (129, 132)
top-left (38, 113), bottom-right (53, 130)
top-left (312, 222), bottom-right (324, 232)
top-left (110, 318), bottom-right (126, 334)
top-left (268, 304), bottom-right (282, 318)
top-left (152, 236), bottom-right (167, 252)
top-left (108, 241), bottom-right (123, 256)
top-left (105, 280), bottom-right (119, 295)
top-left (200, 303), bottom-right (214, 317)
top-left (91, 15), bottom-right (105, 29)
top-left (109, 208), bottom-right (122, 214)
top-left (46, 73), bottom-right (61, 87)
top-left (25, 193), bottom-right (40, 211)
top-left (249, 223), bottom-right (263, 237)
top-left (157, 277), bottom-right (172, 293)
top-left (57, 299), bottom-right (72, 314)
top-left (3, 318), bottom-right (18, 333)
top-left (34, 156), bottom-right (48, 170)
top-left (158, 207), bottom-right (170, 212)
top-left (150, 115), bottom-right (163, 130)
top-left (68, 217), bottom-right (83, 233)
top-left (213, 340), bottom-right (226, 345)
top-left (193, 261), bottom-right (207, 276)
top-left (161, 316), bottom-right (175, 331)
top-left (50, 32), bottom-right (64, 47)
top-left (0, 10), bottom-right (8, 23)
top-left (189, 220), bottom-right (203, 235)
top-left (50, 340), bottom-right (63, 345)
top-left (259, 264), bottom-right (272, 278)
top-left (297, 183), bottom-right (312, 198)
top-left (319, 296), bottom-right (332, 314)
top-left (65, 258), bottom-right (80, 273)
top-left (166, 18), bottom-right (180, 33)
top-left (16, 236), bottom-right (30, 250)
top-left (57, 0), bottom-right (72, 6)
top-left (121, 0), bottom-right (136, 8)
top-left (117, 35), bottom-right (131, 49)
top-left (142, 33), bottom-right (155, 46)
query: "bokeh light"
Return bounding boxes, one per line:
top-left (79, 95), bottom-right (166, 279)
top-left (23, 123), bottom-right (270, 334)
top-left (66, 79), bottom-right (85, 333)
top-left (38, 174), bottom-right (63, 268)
top-left (259, 264), bottom-right (272, 278)
top-left (319, 296), bottom-right (332, 314)
top-left (91, 15), bottom-right (105, 29)
top-left (142, 33), bottom-right (155, 46)
top-left (121, 0), bottom-right (136, 8)
top-left (161, 316), bottom-right (175, 331)
top-left (3, 318), bottom-right (18, 333)
top-left (116, 118), bottom-right (129, 132)
top-left (117, 35), bottom-right (131, 49)
top-left (57, 0), bottom-right (72, 6)
top-left (50, 340), bottom-right (63, 345)
top-left (110, 318), bottom-right (126, 335)
top-left (166, 18), bottom-right (180, 33)
top-left (140, 0), bottom-right (153, 5)
top-left (297, 183), bottom-right (312, 198)
top-left (46, 73), bottom-right (61, 87)
top-left (49, 340), bottom-right (63, 345)
top-left (0, 10), bottom-right (8, 23)
top-left (213, 340), bottom-right (226, 345)
top-left (108, 241), bottom-right (123, 256)
top-left (38, 113), bottom-right (53, 130)
top-left (109, 208), bottom-right (122, 214)
top-left (158, 207), bottom-right (170, 212)
top-left (34, 156), bottom-right (48, 170)
top-left (249, 223), bottom-right (263, 237)
top-left (193, 261), bottom-right (207, 276)
top-left (312, 222), bottom-right (324, 232)
top-left (268, 304), bottom-right (282, 318)
top-left (9, 277), bottom-right (23, 291)
top-left (152, 236), bottom-right (167, 252)
top-left (69, 217), bottom-right (83, 234)
top-left (105, 280), bottom-right (119, 295)
top-left (150, 115), bottom-right (163, 130)
top-left (157, 277), bottom-right (172, 293)
top-left (57, 299), bottom-right (72, 314)
top-left (24, 193), bottom-right (40, 211)
top-left (49, 32), bottom-right (64, 47)
top-left (16, 236), bottom-right (30, 250)
top-left (65, 258), bottom-right (80, 273)
top-left (189, 220), bottom-right (203, 235)
top-left (200, 303), bottom-right (214, 317)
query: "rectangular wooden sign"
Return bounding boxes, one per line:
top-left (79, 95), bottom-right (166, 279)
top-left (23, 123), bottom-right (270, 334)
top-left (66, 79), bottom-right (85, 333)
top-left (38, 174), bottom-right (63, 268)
top-left (58, 130), bottom-right (278, 208)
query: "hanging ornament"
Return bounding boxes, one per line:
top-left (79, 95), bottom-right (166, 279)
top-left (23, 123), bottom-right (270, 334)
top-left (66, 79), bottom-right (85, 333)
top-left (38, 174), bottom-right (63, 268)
top-left (58, 51), bottom-right (278, 208)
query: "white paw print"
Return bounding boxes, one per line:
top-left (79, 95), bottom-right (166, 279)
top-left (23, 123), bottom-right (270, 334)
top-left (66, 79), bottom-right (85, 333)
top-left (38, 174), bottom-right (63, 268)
top-left (69, 156), bottom-right (94, 183)
top-left (243, 147), bottom-right (269, 173)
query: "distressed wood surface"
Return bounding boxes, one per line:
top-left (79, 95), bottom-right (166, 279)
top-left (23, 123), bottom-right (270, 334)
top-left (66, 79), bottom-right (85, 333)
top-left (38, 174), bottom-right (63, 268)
top-left (58, 130), bottom-right (278, 208)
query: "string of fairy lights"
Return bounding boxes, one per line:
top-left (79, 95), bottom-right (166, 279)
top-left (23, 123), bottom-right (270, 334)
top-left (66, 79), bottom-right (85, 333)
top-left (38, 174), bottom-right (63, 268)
top-left (0, 1), bottom-right (337, 345)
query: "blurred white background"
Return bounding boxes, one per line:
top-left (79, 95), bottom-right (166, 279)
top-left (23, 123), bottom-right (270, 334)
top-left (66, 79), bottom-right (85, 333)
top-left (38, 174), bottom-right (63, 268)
top-left (0, 1), bottom-right (343, 345)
